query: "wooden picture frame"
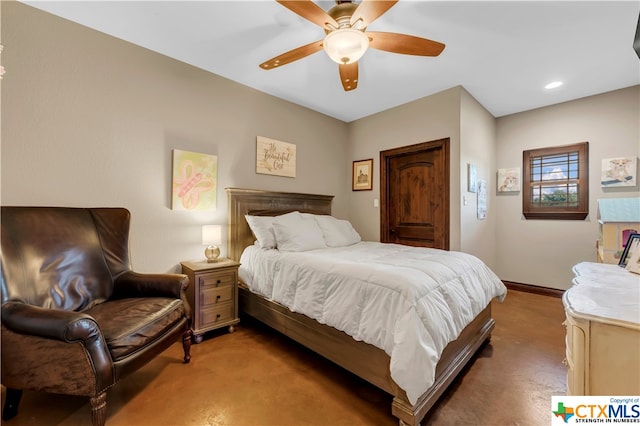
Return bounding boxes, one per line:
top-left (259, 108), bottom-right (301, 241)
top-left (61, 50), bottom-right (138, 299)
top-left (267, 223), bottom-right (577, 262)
top-left (620, 233), bottom-right (640, 267)
top-left (352, 159), bottom-right (373, 191)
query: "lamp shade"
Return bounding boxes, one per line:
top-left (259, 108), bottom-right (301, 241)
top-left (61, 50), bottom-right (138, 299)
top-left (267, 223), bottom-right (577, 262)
top-left (202, 225), bottom-right (222, 245)
top-left (323, 28), bottom-right (369, 65)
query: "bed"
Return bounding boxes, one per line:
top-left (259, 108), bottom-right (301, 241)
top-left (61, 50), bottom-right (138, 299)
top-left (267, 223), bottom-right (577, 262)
top-left (226, 188), bottom-right (506, 426)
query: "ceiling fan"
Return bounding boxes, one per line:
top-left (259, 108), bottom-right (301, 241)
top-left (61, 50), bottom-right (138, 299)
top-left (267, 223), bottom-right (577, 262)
top-left (259, 0), bottom-right (445, 91)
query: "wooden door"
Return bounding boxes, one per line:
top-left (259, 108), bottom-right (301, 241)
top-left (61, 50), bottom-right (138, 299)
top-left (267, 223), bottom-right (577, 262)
top-left (380, 138), bottom-right (449, 249)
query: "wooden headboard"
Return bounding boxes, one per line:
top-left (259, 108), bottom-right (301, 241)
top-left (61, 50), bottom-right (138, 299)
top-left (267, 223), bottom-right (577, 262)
top-left (225, 188), bottom-right (334, 262)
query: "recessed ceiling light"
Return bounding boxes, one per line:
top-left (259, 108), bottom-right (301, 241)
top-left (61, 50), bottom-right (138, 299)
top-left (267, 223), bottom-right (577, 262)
top-left (545, 81), bottom-right (563, 89)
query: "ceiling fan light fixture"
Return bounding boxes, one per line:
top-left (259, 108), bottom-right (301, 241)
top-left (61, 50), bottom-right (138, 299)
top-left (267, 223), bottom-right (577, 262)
top-left (323, 28), bottom-right (369, 65)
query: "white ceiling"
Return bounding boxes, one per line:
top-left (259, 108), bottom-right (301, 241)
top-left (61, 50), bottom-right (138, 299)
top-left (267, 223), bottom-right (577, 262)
top-left (22, 1), bottom-right (640, 122)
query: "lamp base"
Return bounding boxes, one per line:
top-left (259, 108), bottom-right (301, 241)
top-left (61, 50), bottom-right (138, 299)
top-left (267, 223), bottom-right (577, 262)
top-left (204, 245), bottom-right (220, 263)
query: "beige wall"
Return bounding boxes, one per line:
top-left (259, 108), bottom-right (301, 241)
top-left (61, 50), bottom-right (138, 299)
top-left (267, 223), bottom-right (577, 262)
top-left (495, 86), bottom-right (640, 289)
top-left (347, 86), bottom-right (463, 250)
top-left (460, 88), bottom-right (498, 269)
top-left (1, 2), bottom-right (349, 273)
top-left (347, 86), bottom-right (499, 270)
top-left (3, 2), bottom-right (637, 289)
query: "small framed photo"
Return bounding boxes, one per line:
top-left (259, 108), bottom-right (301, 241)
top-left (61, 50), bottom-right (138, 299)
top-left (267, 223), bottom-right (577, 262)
top-left (625, 237), bottom-right (640, 274)
top-left (352, 159), bottom-right (373, 191)
top-left (619, 233), bottom-right (640, 267)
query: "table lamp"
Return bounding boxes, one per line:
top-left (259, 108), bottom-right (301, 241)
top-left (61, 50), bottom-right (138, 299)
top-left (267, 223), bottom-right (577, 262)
top-left (202, 225), bottom-right (222, 263)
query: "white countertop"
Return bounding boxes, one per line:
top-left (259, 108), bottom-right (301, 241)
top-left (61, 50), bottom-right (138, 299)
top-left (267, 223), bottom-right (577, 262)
top-left (565, 262), bottom-right (640, 327)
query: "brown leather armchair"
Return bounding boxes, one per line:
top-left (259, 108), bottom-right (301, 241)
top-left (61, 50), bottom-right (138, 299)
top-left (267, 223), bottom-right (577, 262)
top-left (0, 207), bottom-right (193, 426)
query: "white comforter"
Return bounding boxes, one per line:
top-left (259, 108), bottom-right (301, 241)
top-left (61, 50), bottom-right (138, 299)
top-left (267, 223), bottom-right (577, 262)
top-left (239, 241), bottom-right (507, 405)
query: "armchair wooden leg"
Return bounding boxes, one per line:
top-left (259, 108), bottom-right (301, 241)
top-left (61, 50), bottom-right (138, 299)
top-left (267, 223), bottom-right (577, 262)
top-left (182, 329), bottom-right (193, 363)
top-left (2, 388), bottom-right (22, 421)
top-left (89, 392), bottom-right (107, 426)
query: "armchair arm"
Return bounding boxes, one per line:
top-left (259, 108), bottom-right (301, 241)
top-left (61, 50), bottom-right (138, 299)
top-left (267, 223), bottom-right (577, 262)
top-left (113, 271), bottom-right (192, 322)
top-left (1, 302), bottom-right (115, 390)
top-left (2, 302), bottom-right (101, 342)
top-left (112, 271), bottom-right (189, 299)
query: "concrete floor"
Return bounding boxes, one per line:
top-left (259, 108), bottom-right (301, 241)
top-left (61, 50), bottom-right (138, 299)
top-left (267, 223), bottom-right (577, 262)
top-left (1, 289), bottom-right (567, 426)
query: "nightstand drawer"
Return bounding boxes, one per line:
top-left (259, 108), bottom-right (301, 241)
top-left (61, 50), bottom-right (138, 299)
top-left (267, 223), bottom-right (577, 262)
top-left (200, 303), bottom-right (233, 326)
top-left (201, 286), bottom-right (233, 306)
top-left (198, 270), bottom-right (236, 287)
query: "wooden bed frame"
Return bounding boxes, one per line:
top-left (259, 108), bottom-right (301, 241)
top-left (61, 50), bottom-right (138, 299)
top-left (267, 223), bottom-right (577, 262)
top-left (226, 188), bottom-right (495, 426)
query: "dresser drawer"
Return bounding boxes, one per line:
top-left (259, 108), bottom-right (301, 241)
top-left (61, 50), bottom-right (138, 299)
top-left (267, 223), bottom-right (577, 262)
top-left (200, 302), bottom-right (233, 326)
top-left (198, 270), bottom-right (236, 287)
top-left (201, 285), bottom-right (233, 306)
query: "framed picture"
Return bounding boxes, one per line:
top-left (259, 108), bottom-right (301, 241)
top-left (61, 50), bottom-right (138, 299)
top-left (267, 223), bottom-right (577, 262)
top-left (171, 149), bottom-right (217, 211)
top-left (624, 236), bottom-right (640, 274)
top-left (467, 163), bottom-right (477, 193)
top-left (477, 179), bottom-right (487, 220)
top-left (497, 167), bottom-right (521, 192)
top-left (601, 157), bottom-right (637, 187)
top-left (352, 159), bottom-right (373, 191)
top-left (619, 233), bottom-right (640, 267)
top-left (256, 136), bottom-right (296, 178)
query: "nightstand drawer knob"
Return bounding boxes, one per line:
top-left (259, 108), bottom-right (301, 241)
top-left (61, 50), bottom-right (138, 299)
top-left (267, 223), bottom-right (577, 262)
top-left (217, 279), bottom-right (222, 284)
top-left (216, 295), bottom-right (221, 301)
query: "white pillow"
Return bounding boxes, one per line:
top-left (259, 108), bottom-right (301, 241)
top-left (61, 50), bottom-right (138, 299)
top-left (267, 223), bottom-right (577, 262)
top-left (244, 215), bottom-right (277, 249)
top-left (313, 215), bottom-right (361, 247)
top-left (272, 211), bottom-right (327, 252)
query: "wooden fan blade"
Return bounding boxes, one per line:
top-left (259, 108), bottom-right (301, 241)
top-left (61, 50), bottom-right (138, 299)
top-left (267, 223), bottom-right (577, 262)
top-left (276, 0), bottom-right (338, 30)
top-left (260, 40), bottom-right (324, 70)
top-left (367, 32), bottom-right (445, 56)
top-left (339, 62), bottom-right (358, 91)
top-left (350, 0), bottom-right (398, 28)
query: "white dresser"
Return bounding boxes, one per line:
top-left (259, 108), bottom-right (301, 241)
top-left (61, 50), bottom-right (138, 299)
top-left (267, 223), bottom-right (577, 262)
top-left (563, 262), bottom-right (640, 395)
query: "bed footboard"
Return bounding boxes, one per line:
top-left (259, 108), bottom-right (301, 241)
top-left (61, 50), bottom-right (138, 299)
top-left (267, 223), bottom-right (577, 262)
top-left (239, 285), bottom-right (396, 394)
top-left (392, 306), bottom-right (494, 425)
top-left (239, 285), bottom-right (493, 426)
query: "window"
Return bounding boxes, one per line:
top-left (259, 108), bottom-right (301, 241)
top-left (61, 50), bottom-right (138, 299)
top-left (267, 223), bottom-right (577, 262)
top-left (522, 142), bottom-right (589, 220)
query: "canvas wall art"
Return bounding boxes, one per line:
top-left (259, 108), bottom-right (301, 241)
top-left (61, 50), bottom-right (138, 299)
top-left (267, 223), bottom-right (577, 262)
top-left (601, 157), bottom-right (637, 187)
top-left (497, 167), bottom-right (521, 192)
top-left (477, 179), bottom-right (487, 220)
top-left (467, 163), bottom-right (477, 193)
top-left (171, 149), bottom-right (217, 211)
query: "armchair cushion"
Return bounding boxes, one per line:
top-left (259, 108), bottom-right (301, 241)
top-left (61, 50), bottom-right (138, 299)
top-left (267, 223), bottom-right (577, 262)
top-left (86, 297), bottom-right (186, 360)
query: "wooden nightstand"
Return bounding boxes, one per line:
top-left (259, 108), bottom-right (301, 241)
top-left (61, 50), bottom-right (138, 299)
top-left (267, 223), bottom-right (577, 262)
top-left (181, 258), bottom-right (240, 343)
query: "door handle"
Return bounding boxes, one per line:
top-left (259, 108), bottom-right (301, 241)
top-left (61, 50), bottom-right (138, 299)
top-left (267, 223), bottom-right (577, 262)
top-left (390, 229), bottom-right (396, 234)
